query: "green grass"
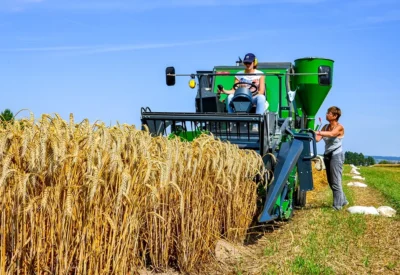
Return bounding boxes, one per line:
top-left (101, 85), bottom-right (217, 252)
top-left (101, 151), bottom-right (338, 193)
top-left (291, 256), bottom-right (335, 275)
top-left (360, 166), bottom-right (400, 211)
top-left (283, 165), bottom-right (400, 274)
top-left (221, 165), bottom-right (400, 274)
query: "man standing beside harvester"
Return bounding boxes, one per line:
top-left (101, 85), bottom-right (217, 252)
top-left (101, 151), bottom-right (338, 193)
top-left (316, 106), bottom-right (348, 210)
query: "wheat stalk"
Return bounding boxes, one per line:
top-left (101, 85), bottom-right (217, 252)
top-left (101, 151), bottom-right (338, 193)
top-left (0, 113), bottom-right (264, 274)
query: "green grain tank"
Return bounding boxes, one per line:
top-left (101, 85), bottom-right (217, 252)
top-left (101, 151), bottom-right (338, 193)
top-left (294, 57), bottom-right (334, 129)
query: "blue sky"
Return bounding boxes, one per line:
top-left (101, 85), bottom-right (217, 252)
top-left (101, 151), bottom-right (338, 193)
top-left (0, 0), bottom-right (399, 156)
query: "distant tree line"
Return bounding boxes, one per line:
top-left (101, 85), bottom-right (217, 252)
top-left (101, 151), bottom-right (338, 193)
top-left (344, 151), bottom-right (375, 166)
top-left (378, 160), bottom-right (400, 164)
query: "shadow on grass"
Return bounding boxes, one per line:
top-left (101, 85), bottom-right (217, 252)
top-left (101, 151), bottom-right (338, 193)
top-left (243, 221), bottom-right (287, 246)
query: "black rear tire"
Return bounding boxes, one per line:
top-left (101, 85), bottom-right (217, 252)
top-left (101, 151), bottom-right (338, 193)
top-left (294, 185), bottom-right (307, 208)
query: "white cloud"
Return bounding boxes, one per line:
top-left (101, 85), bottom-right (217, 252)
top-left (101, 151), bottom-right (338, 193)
top-left (0, 36), bottom-right (247, 54)
top-left (1, 45), bottom-right (94, 52)
top-left (0, 0), bottom-right (45, 12)
top-left (346, 0), bottom-right (398, 8)
top-left (0, 0), bottom-right (327, 12)
top-left (367, 10), bottom-right (400, 23)
top-left (22, 0), bottom-right (45, 2)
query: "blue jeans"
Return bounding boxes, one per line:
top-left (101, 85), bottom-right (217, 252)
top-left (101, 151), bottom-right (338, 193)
top-left (324, 152), bottom-right (348, 210)
top-left (226, 94), bottom-right (266, 114)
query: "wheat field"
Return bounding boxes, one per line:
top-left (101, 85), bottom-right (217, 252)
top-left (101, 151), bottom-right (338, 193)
top-left (0, 113), bottom-right (265, 274)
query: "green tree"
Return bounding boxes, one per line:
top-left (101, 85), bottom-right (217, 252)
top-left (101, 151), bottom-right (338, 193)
top-left (1, 109), bottom-right (14, 128)
top-left (0, 109), bottom-right (14, 122)
top-left (379, 160), bottom-right (393, 164)
top-left (366, 156), bottom-right (376, 166)
top-left (344, 151), bottom-right (375, 166)
top-left (358, 153), bottom-right (365, 166)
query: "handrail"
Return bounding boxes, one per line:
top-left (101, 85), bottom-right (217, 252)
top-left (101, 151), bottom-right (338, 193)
top-left (296, 129), bottom-right (317, 160)
top-left (168, 72), bottom-right (328, 77)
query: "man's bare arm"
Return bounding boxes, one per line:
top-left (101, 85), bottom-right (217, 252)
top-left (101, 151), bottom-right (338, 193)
top-left (317, 124), bottom-right (344, 138)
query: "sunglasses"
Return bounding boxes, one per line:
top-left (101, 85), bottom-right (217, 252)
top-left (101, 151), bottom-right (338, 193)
top-left (243, 62), bottom-right (252, 65)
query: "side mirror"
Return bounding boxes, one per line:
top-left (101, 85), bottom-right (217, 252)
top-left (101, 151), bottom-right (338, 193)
top-left (318, 66), bottom-right (332, 85)
top-left (166, 67), bottom-right (176, 86)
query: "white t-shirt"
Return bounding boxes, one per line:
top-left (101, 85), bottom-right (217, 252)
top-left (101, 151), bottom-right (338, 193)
top-left (235, 69), bottom-right (264, 92)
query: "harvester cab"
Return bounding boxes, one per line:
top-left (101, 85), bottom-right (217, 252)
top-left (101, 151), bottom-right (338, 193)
top-left (141, 57), bottom-right (334, 223)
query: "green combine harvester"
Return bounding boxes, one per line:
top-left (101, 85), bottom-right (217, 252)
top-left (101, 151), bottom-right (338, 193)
top-left (140, 57), bottom-right (334, 222)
